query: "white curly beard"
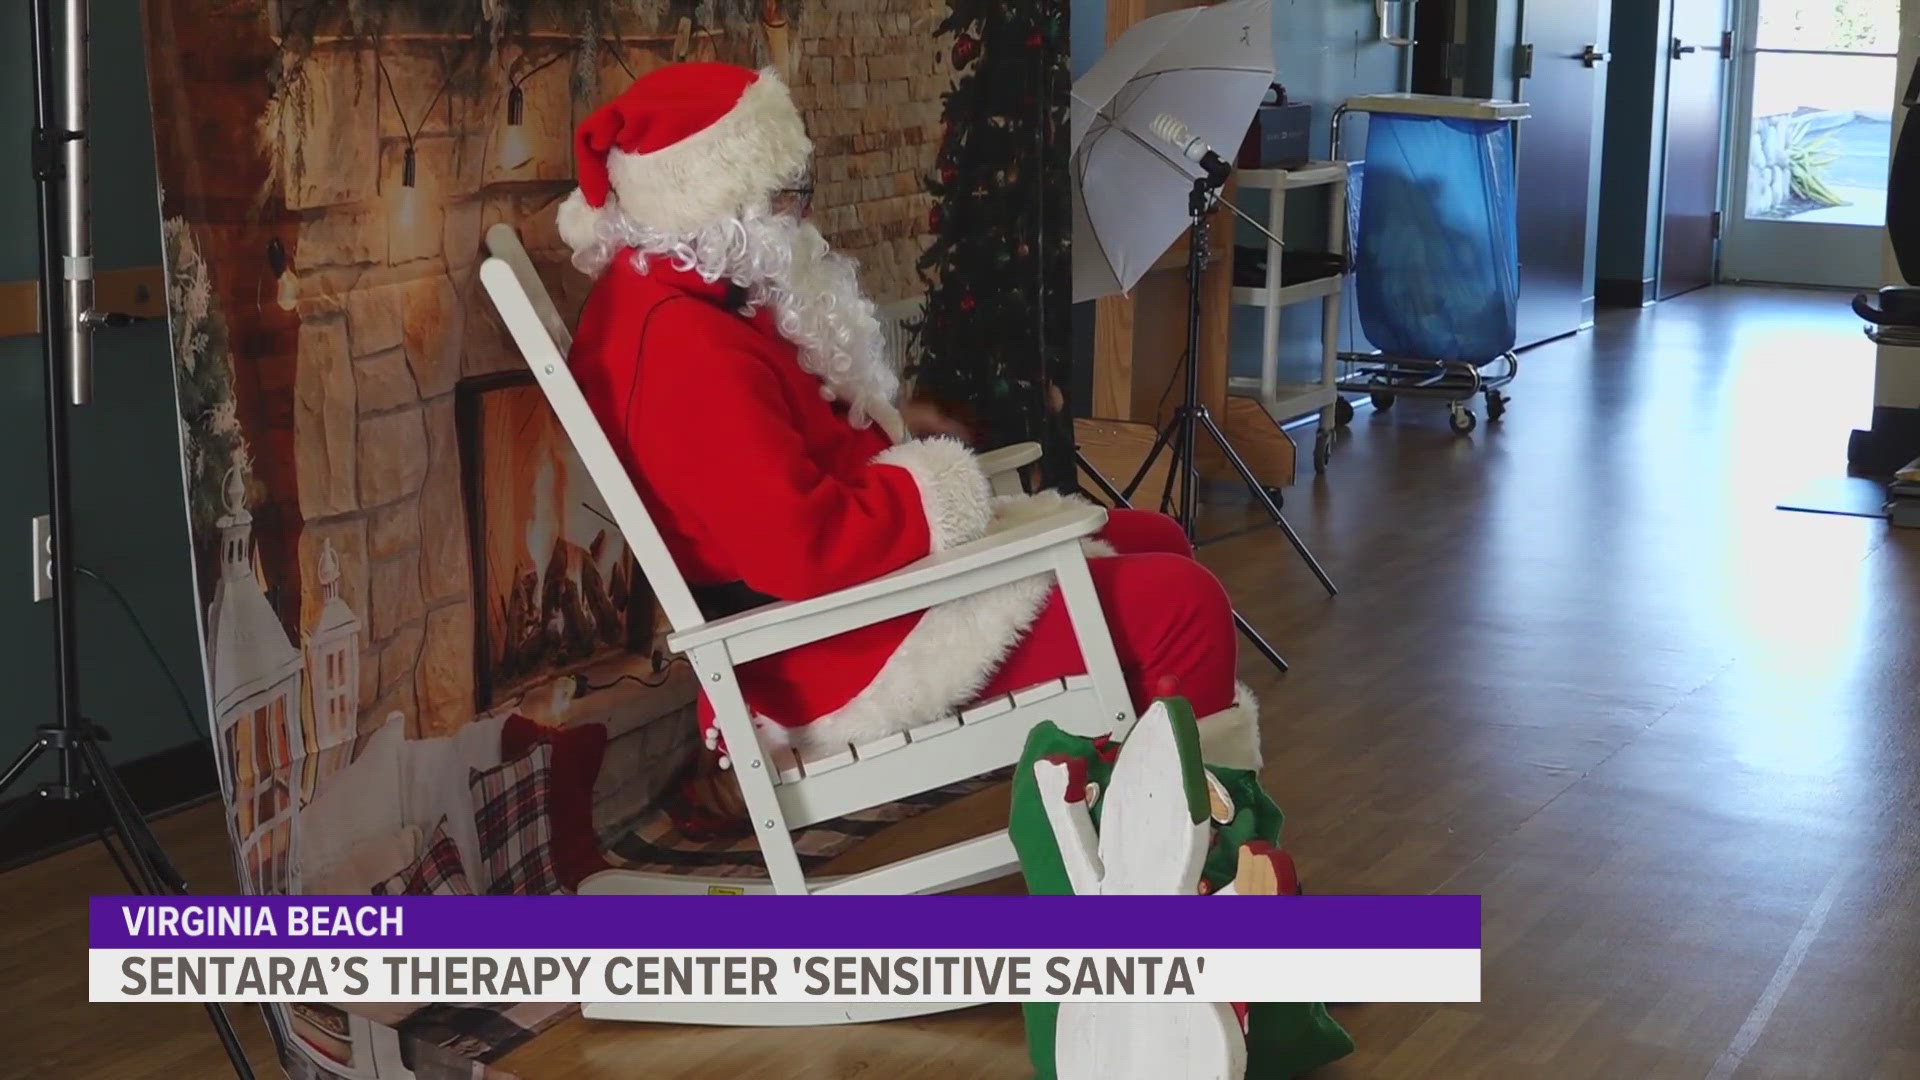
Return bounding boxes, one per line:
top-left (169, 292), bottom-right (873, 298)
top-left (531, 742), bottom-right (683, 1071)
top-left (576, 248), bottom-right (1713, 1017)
top-left (566, 198), bottom-right (903, 440)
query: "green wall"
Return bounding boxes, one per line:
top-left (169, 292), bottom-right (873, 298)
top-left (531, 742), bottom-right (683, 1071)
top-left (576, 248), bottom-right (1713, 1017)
top-left (1, 0), bottom-right (211, 792)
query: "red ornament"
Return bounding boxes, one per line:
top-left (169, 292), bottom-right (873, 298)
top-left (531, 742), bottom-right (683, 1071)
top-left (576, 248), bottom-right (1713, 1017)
top-left (939, 162), bottom-right (957, 185)
top-left (953, 34), bottom-right (980, 69)
top-left (1026, 30), bottom-right (1043, 48)
top-left (960, 293), bottom-right (976, 313)
top-left (929, 204), bottom-right (944, 230)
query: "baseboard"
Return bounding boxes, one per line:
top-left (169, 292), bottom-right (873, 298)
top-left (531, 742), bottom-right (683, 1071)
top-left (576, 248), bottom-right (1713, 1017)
top-left (0, 737), bottom-right (218, 874)
top-left (1596, 277), bottom-right (1657, 308)
top-left (1848, 405), bottom-right (1920, 476)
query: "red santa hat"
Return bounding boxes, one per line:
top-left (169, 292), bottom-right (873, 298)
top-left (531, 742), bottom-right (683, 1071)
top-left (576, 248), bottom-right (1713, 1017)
top-left (556, 62), bottom-right (811, 260)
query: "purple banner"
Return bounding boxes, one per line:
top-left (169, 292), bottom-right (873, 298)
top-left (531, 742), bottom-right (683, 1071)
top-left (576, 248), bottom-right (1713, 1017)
top-left (91, 895), bottom-right (1480, 950)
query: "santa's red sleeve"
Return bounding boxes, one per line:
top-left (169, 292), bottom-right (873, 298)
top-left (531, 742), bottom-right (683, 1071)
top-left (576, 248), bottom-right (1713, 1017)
top-left (629, 338), bottom-right (995, 600)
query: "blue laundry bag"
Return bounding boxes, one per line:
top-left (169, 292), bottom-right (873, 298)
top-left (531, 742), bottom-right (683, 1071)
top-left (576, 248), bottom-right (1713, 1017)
top-left (1351, 113), bottom-right (1519, 362)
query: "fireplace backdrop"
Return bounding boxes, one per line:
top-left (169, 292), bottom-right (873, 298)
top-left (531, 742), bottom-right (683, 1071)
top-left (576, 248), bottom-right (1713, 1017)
top-left (133, 0), bottom-right (1090, 1060)
top-left (459, 372), bottom-right (666, 708)
top-left (145, 0), bottom-right (968, 1075)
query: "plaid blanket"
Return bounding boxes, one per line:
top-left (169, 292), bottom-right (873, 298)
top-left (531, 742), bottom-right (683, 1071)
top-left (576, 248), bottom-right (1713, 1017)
top-left (606, 773), bottom-right (1004, 876)
top-left (386, 770), bottom-right (1004, 1066)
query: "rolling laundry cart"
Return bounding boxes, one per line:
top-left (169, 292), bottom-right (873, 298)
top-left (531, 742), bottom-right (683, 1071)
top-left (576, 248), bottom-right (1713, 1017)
top-left (1331, 94), bottom-right (1530, 435)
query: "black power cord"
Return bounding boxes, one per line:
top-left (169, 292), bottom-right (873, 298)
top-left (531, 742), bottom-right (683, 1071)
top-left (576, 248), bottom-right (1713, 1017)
top-left (571, 655), bottom-right (688, 699)
top-left (75, 565), bottom-right (207, 746)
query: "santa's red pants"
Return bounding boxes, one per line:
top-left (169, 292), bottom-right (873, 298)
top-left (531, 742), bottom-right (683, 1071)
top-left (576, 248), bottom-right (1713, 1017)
top-left (975, 509), bottom-right (1239, 717)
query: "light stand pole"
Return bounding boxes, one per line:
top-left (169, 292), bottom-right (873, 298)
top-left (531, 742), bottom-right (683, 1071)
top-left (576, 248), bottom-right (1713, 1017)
top-left (0, 0), bottom-right (255, 1074)
top-left (1105, 166), bottom-right (1339, 674)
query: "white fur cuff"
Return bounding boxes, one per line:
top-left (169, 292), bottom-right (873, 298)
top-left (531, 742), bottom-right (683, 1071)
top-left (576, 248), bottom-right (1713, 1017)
top-left (1194, 681), bottom-right (1262, 770)
top-left (876, 437), bottom-right (993, 552)
top-left (990, 489), bottom-right (1115, 558)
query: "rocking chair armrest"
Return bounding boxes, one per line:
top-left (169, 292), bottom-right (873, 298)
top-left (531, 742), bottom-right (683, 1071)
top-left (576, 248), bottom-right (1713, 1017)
top-left (977, 441), bottom-right (1042, 478)
top-left (978, 442), bottom-right (1042, 497)
top-left (667, 503), bottom-right (1107, 664)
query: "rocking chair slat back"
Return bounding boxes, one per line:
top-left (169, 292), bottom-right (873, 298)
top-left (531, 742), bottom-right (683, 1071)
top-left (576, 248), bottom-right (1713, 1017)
top-left (479, 251), bottom-right (708, 633)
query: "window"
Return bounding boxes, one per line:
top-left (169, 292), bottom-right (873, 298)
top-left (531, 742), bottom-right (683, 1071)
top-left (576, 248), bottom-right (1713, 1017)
top-left (223, 723), bottom-right (241, 796)
top-left (251, 703), bottom-right (273, 779)
top-left (232, 711), bottom-right (258, 791)
top-left (266, 695), bottom-right (290, 769)
top-left (253, 775), bottom-right (288, 829)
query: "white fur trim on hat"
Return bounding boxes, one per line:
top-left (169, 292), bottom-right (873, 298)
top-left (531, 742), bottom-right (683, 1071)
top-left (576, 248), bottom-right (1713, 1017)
top-left (874, 437), bottom-right (994, 553)
top-left (555, 188), bottom-right (610, 258)
top-left (603, 71), bottom-right (811, 237)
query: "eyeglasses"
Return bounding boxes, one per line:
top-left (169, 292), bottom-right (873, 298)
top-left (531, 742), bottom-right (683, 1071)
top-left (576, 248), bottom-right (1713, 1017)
top-left (773, 182), bottom-right (815, 217)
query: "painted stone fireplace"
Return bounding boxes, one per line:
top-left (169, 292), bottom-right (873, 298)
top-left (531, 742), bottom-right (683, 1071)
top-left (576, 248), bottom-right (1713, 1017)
top-left (458, 373), bottom-right (664, 705)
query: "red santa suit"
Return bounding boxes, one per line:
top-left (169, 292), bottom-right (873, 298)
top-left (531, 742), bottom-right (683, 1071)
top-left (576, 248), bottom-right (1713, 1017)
top-left (555, 62), bottom-right (1259, 765)
top-left (569, 251), bottom-right (1062, 754)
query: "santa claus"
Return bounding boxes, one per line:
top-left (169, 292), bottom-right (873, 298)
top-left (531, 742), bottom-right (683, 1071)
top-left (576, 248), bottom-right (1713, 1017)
top-left (559, 62), bottom-right (1260, 771)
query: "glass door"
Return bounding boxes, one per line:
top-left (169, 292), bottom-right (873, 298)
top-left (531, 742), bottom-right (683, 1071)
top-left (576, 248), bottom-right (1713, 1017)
top-left (1722, 0), bottom-right (1904, 287)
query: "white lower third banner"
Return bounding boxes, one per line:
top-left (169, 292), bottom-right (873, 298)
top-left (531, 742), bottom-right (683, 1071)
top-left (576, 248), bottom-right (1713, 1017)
top-left (93, 948), bottom-right (1479, 1004)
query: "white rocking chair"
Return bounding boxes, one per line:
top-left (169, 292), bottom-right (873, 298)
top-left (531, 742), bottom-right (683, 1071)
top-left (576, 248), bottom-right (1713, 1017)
top-left (479, 225), bottom-right (1137, 1025)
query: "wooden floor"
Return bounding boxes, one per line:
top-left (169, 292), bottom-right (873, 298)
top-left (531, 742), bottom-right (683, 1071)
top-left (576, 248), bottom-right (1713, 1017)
top-left (5, 286), bottom-right (1916, 1079)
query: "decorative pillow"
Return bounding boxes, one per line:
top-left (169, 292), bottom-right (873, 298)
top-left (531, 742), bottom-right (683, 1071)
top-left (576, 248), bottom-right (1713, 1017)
top-left (371, 819), bottom-right (474, 897)
top-left (501, 714), bottom-right (611, 890)
top-left (302, 825), bottom-right (421, 897)
top-left (468, 742), bottom-right (566, 895)
top-left (295, 717), bottom-right (406, 876)
top-left (397, 713), bottom-right (509, 891)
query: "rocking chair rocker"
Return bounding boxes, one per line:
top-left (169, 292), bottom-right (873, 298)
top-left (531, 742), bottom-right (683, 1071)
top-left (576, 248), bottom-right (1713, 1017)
top-left (480, 224), bottom-right (1137, 1026)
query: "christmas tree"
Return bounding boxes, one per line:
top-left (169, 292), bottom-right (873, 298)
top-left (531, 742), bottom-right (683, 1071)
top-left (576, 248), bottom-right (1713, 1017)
top-left (910, 0), bottom-right (1074, 489)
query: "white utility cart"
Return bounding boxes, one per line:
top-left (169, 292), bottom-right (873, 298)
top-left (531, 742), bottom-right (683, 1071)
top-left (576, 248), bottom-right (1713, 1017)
top-left (1227, 161), bottom-right (1349, 474)
top-left (1329, 93), bottom-right (1530, 436)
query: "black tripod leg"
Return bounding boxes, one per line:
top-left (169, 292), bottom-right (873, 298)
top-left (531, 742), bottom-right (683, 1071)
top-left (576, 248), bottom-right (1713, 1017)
top-left (1198, 410), bottom-right (1339, 597)
top-left (76, 734), bottom-right (186, 894)
top-left (1159, 429), bottom-right (1182, 518)
top-left (94, 828), bottom-right (143, 894)
top-left (1120, 415), bottom-right (1181, 505)
top-left (1233, 611), bottom-right (1289, 673)
top-left (202, 1003), bottom-right (258, 1080)
top-left (1089, 437), bottom-right (1286, 672)
top-left (1076, 450), bottom-right (1132, 508)
top-left (0, 736), bottom-right (48, 797)
top-left (74, 747), bottom-right (253, 1079)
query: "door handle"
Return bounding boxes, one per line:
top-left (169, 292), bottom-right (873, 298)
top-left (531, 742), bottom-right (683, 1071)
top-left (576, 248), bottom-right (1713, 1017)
top-left (1581, 44), bottom-right (1611, 67)
top-left (1671, 37), bottom-right (1698, 60)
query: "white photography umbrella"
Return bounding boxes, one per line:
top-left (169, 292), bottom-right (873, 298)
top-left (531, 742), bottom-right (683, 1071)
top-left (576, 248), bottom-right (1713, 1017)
top-left (1071, 0), bottom-right (1276, 303)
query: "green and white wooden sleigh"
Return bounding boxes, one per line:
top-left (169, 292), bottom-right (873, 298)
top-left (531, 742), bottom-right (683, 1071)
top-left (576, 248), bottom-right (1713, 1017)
top-left (1011, 698), bottom-right (1354, 1079)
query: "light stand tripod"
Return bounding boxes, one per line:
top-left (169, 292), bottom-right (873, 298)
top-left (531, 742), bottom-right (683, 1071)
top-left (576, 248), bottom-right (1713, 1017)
top-left (0, 0), bottom-right (254, 1074)
top-left (1109, 167), bottom-right (1339, 670)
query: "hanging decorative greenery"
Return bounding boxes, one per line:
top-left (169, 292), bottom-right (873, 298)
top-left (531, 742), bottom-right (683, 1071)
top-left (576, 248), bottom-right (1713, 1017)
top-left (164, 216), bottom-right (255, 538)
top-left (910, 0), bottom-right (1073, 488)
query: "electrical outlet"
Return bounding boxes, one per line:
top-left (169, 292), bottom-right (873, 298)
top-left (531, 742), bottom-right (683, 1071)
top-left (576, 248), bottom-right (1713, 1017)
top-left (30, 515), bottom-right (52, 603)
